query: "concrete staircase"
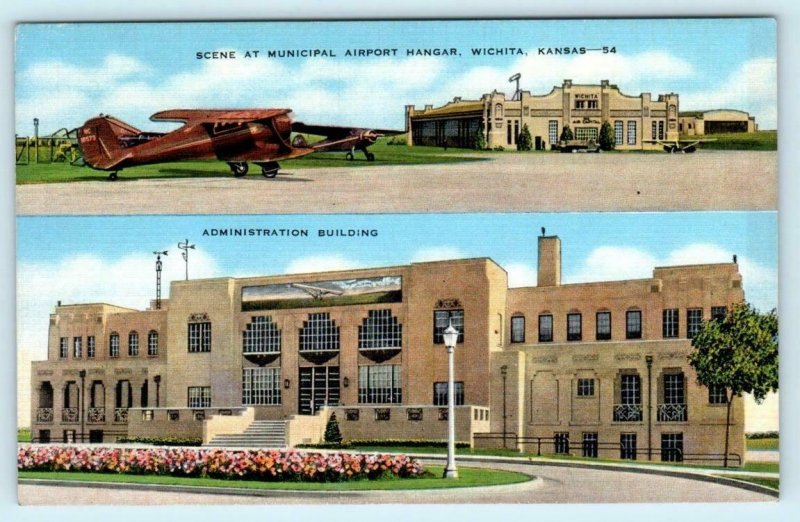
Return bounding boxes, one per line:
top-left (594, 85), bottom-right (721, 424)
top-left (205, 420), bottom-right (287, 448)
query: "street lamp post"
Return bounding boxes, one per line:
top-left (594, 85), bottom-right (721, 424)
top-left (33, 118), bottom-right (39, 164)
top-left (154, 375), bottom-right (161, 407)
top-left (500, 365), bottom-right (508, 448)
top-left (442, 320), bottom-right (460, 479)
top-left (646, 355), bottom-right (653, 461)
top-left (79, 369), bottom-right (86, 443)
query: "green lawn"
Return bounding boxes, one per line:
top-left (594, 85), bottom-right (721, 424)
top-left (17, 429), bottom-right (31, 443)
top-left (15, 140), bottom-right (486, 184)
top-left (18, 465), bottom-right (531, 491)
top-left (714, 474), bottom-right (779, 491)
top-left (334, 445), bottom-right (777, 473)
top-left (747, 437), bottom-right (779, 451)
top-left (679, 130), bottom-right (777, 151)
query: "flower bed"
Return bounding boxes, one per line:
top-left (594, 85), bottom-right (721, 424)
top-left (18, 446), bottom-right (425, 482)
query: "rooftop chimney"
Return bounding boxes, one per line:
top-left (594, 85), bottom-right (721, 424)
top-left (538, 234), bottom-right (561, 287)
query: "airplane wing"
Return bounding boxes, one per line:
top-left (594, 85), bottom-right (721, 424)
top-left (292, 122), bottom-right (404, 138)
top-left (150, 109), bottom-right (292, 124)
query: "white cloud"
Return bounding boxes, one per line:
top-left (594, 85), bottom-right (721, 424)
top-left (16, 248), bottom-right (220, 427)
top-left (682, 58), bottom-right (777, 129)
top-left (284, 254), bottom-right (361, 275)
top-left (568, 243), bottom-right (776, 313)
top-left (504, 262), bottom-right (538, 288)
top-left (411, 246), bottom-right (466, 263)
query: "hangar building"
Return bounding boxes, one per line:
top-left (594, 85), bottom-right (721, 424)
top-left (678, 109), bottom-right (758, 136)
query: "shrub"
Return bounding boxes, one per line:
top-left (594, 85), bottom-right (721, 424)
top-left (517, 124), bottom-right (533, 151)
top-left (473, 126), bottom-right (487, 150)
top-left (324, 412), bottom-right (343, 444)
top-left (559, 125), bottom-right (574, 142)
top-left (599, 121), bottom-right (615, 151)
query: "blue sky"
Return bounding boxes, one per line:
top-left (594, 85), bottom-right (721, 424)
top-left (15, 19), bottom-right (776, 134)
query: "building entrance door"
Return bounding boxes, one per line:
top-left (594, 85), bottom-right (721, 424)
top-left (535, 136), bottom-right (542, 150)
top-left (298, 366), bottom-right (340, 415)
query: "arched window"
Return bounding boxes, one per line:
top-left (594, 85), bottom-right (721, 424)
top-left (148, 330), bottom-right (159, 356)
top-left (128, 331), bottom-right (139, 356)
top-left (494, 103), bottom-right (504, 118)
top-left (109, 332), bottom-right (120, 358)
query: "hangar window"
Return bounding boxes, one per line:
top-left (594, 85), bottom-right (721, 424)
top-left (614, 121), bottom-right (623, 145)
top-left (548, 120), bottom-right (559, 144)
top-left (627, 121), bottom-right (637, 145)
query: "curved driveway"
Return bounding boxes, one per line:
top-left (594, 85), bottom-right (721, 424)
top-left (16, 151), bottom-right (776, 215)
top-left (17, 458), bottom-right (775, 505)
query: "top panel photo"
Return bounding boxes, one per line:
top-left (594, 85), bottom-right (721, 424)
top-left (15, 18), bottom-right (776, 215)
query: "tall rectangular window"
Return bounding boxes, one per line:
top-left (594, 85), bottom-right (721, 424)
top-left (148, 331), bottom-right (159, 356)
top-left (538, 314), bottom-right (553, 342)
top-left (510, 316), bottom-right (525, 343)
top-left (359, 365), bottom-right (402, 404)
top-left (554, 432), bottom-right (570, 454)
top-left (433, 309), bottom-right (464, 344)
top-left (664, 373), bottom-right (685, 404)
top-left (658, 120), bottom-right (665, 139)
top-left (128, 332), bottom-right (139, 356)
top-left (587, 100), bottom-right (598, 109)
top-left (708, 384), bottom-right (728, 404)
top-left (687, 309), bottom-right (703, 338)
top-left (433, 381), bottom-right (464, 406)
top-left (548, 120), bottom-right (558, 144)
top-left (596, 311), bottom-right (611, 340)
top-left (507, 120), bottom-right (513, 145)
top-left (627, 121), bottom-right (637, 145)
top-left (188, 322), bottom-right (212, 352)
top-left (109, 333), bottom-right (119, 358)
top-left (242, 367), bottom-right (281, 405)
top-left (614, 121), bottom-right (623, 145)
top-left (87, 336), bottom-right (95, 358)
top-left (621, 374), bottom-right (641, 405)
top-left (711, 306), bottom-right (727, 321)
top-left (662, 309), bottom-right (679, 338)
top-left (582, 432), bottom-right (598, 458)
top-left (567, 313), bottom-right (582, 341)
top-left (59, 337), bottom-right (68, 359)
top-left (577, 378), bottom-right (595, 397)
top-left (651, 121), bottom-right (658, 140)
top-left (73, 337), bottom-right (82, 358)
top-left (620, 433), bottom-right (637, 460)
top-left (661, 433), bottom-right (684, 462)
top-left (626, 310), bottom-right (642, 339)
top-left (187, 386), bottom-right (211, 408)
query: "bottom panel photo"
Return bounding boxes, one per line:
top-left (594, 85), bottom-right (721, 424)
top-left (16, 212), bottom-right (778, 504)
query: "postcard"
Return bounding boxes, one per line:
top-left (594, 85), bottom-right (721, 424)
top-left (15, 18), bottom-right (779, 506)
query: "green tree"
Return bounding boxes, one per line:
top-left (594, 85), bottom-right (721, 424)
top-left (599, 121), bottom-right (615, 151)
top-left (688, 302), bottom-right (778, 467)
top-left (324, 412), bottom-right (343, 444)
top-left (559, 125), bottom-right (574, 142)
top-left (473, 126), bottom-right (487, 150)
top-left (517, 124), bottom-right (533, 151)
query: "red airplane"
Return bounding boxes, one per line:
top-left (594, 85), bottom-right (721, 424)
top-left (78, 109), bottom-right (401, 180)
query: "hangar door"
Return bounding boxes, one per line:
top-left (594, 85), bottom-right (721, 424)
top-left (704, 121), bottom-right (748, 134)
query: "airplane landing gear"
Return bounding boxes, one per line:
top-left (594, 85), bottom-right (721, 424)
top-left (365, 151), bottom-right (375, 161)
top-left (256, 161), bottom-right (280, 178)
top-left (345, 151), bottom-right (354, 161)
top-left (228, 162), bottom-right (249, 177)
top-left (108, 172), bottom-right (118, 181)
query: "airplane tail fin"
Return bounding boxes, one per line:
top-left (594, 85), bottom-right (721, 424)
top-left (78, 115), bottom-right (138, 170)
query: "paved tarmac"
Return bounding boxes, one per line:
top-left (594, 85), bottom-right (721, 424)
top-left (15, 151), bottom-right (776, 215)
top-left (17, 458), bottom-right (775, 505)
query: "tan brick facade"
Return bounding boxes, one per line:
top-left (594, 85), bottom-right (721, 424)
top-left (29, 236), bottom-right (747, 465)
top-left (406, 79), bottom-right (680, 150)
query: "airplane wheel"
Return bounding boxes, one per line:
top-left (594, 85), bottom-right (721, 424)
top-left (345, 152), bottom-right (354, 161)
top-left (366, 152), bottom-right (375, 161)
top-left (108, 172), bottom-right (118, 181)
top-left (260, 162), bottom-right (280, 178)
top-left (229, 162), bottom-right (248, 177)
